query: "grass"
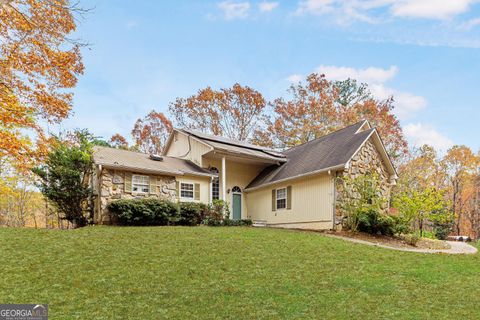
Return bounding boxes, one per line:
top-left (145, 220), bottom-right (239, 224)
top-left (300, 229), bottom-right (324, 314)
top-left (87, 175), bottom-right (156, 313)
top-left (0, 226), bottom-right (479, 319)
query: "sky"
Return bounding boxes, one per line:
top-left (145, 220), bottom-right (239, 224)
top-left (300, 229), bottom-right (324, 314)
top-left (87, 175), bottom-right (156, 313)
top-left (62, 0), bottom-right (480, 152)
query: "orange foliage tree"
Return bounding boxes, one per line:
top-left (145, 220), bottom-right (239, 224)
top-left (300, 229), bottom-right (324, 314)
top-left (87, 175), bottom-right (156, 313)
top-left (131, 111), bottom-right (172, 155)
top-left (109, 133), bottom-right (129, 150)
top-left (441, 145), bottom-right (479, 236)
top-left (0, 0), bottom-right (84, 169)
top-left (169, 84), bottom-right (268, 143)
top-left (269, 74), bottom-right (407, 159)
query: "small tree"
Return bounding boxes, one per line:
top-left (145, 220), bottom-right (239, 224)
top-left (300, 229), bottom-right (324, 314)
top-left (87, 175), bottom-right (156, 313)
top-left (393, 187), bottom-right (451, 237)
top-left (337, 173), bottom-right (387, 232)
top-left (33, 130), bottom-right (94, 227)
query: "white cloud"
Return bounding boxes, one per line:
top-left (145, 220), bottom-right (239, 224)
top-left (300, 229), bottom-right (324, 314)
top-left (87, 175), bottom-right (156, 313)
top-left (218, 1), bottom-right (251, 20)
top-left (295, 0), bottom-right (478, 23)
top-left (296, 0), bottom-right (335, 15)
top-left (259, 1), bottom-right (279, 12)
top-left (391, 0), bottom-right (475, 20)
top-left (367, 84), bottom-right (427, 119)
top-left (316, 65), bottom-right (398, 84)
top-left (404, 123), bottom-right (454, 151)
top-left (459, 17), bottom-right (480, 30)
top-left (286, 74), bottom-right (303, 83)
top-left (315, 65), bottom-right (426, 119)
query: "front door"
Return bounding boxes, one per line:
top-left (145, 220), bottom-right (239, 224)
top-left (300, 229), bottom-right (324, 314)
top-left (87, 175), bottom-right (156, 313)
top-left (232, 193), bottom-right (242, 220)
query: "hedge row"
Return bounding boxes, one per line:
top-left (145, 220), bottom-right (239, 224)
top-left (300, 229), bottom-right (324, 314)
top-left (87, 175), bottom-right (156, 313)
top-left (107, 198), bottom-right (252, 227)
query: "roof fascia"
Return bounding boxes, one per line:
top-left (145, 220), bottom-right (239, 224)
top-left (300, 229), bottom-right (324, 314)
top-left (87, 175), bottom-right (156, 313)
top-left (354, 120), bottom-right (371, 134)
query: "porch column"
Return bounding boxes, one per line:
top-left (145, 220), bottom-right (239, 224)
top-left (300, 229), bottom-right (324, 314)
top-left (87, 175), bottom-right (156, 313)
top-left (222, 156), bottom-right (227, 202)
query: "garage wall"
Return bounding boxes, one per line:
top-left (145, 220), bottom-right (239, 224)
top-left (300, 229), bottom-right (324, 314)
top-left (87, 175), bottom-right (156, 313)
top-left (246, 172), bottom-right (334, 229)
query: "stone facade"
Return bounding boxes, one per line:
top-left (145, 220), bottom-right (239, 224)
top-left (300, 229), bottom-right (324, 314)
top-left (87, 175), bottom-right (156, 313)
top-left (94, 168), bottom-right (178, 224)
top-left (335, 138), bottom-right (393, 229)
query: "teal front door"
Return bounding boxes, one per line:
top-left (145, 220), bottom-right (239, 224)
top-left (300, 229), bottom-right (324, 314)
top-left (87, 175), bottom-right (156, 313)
top-left (232, 193), bottom-right (242, 220)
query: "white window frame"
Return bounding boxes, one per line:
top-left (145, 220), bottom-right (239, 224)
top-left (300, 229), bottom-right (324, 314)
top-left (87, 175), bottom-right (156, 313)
top-left (180, 182), bottom-right (195, 200)
top-left (132, 174), bottom-right (149, 194)
top-left (276, 187), bottom-right (287, 210)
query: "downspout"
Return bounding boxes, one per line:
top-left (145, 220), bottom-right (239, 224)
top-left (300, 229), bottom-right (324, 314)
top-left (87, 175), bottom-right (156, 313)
top-left (332, 171), bottom-right (336, 230)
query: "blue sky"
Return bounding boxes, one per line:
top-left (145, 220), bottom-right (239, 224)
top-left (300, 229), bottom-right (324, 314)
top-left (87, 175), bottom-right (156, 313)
top-left (62, 0), bottom-right (480, 152)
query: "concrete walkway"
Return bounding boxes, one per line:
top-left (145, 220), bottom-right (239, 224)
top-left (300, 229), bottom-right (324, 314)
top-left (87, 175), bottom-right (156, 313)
top-left (323, 234), bottom-right (478, 255)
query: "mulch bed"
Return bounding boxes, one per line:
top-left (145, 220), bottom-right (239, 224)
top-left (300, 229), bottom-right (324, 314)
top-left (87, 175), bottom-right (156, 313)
top-left (321, 230), bottom-right (451, 250)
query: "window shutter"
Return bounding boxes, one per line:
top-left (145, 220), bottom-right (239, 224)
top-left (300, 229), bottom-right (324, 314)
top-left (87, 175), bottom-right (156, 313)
top-left (287, 186), bottom-right (292, 210)
top-left (176, 181), bottom-right (180, 199)
top-left (149, 176), bottom-right (157, 194)
top-left (272, 189), bottom-right (276, 211)
top-left (124, 173), bottom-right (132, 193)
top-left (194, 183), bottom-right (200, 200)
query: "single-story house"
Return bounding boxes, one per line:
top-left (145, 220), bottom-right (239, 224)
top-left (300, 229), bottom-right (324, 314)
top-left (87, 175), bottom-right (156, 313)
top-left (91, 120), bottom-right (397, 229)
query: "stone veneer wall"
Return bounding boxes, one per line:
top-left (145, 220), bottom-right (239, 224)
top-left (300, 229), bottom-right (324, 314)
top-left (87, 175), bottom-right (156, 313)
top-left (335, 139), bottom-right (392, 229)
top-left (94, 168), bottom-right (177, 224)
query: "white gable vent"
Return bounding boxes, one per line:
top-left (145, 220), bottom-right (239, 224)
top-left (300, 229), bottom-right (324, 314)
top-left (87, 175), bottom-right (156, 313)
top-left (149, 154), bottom-right (163, 161)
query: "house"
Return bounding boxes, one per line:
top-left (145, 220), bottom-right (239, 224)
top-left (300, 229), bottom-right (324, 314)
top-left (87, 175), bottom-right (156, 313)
top-left (91, 120), bottom-right (397, 229)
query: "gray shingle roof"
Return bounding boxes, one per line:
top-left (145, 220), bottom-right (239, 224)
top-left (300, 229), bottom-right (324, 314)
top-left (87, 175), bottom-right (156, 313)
top-left (246, 121), bottom-right (375, 189)
top-left (93, 146), bottom-right (216, 177)
top-left (180, 129), bottom-right (287, 162)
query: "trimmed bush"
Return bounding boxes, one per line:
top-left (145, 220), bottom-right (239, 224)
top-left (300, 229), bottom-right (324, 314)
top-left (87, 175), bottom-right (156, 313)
top-left (222, 218), bottom-right (253, 227)
top-left (107, 198), bottom-right (253, 227)
top-left (178, 202), bottom-right (207, 226)
top-left (107, 198), bottom-right (178, 226)
top-left (357, 209), bottom-right (396, 236)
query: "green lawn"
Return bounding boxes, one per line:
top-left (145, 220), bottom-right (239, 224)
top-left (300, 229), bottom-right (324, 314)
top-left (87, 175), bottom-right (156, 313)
top-left (0, 227), bottom-right (479, 319)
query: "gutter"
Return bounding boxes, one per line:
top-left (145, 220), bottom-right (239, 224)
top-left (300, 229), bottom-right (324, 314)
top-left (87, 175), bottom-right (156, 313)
top-left (244, 163), bottom-right (346, 192)
top-left (98, 164), bottom-right (217, 178)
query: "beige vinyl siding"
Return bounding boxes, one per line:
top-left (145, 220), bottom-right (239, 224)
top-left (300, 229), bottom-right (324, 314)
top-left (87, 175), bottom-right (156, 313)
top-left (175, 175), bottom-right (210, 203)
top-left (165, 131), bottom-right (212, 166)
top-left (246, 172), bottom-right (334, 228)
top-left (203, 157), bottom-right (266, 219)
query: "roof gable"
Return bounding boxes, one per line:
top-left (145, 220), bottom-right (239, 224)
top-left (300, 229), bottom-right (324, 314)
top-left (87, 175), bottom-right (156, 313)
top-left (246, 121), bottom-right (396, 190)
top-left (93, 146), bottom-right (216, 177)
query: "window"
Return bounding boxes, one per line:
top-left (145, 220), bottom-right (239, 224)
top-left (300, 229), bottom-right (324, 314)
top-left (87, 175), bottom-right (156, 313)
top-left (133, 175), bottom-right (149, 193)
top-left (276, 188), bottom-right (287, 210)
top-left (210, 167), bottom-right (219, 200)
top-left (181, 183), bottom-right (194, 199)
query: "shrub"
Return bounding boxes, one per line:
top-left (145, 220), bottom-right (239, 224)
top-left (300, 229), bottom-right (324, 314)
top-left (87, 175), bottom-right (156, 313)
top-left (391, 215), bottom-right (412, 235)
top-left (178, 202), bottom-right (207, 226)
top-left (433, 221), bottom-right (453, 240)
top-left (107, 198), bottom-right (178, 226)
top-left (356, 209), bottom-right (396, 236)
top-left (107, 198), bottom-right (252, 227)
top-left (202, 200), bottom-right (229, 225)
top-left (402, 233), bottom-right (420, 247)
top-left (222, 218), bottom-right (253, 226)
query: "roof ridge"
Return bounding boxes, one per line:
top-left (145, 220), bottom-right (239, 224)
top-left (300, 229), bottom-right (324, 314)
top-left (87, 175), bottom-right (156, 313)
top-left (93, 145), bottom-right (177, 160)
top-left (180, 128), bottom-right (286, 158)
top-left (283, 120), bottom-right (368, 153)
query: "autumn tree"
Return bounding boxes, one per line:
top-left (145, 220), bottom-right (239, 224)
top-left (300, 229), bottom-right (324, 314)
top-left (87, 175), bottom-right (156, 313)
top-left (132, 111), bottom-right (172, 155)
top-left (269, 74), bottom-right (407, 158)
top-left (109, 134), bottom-right (129, 150)
top-left (169, 84), bottom-right (268, 143)
top-left (0, 0), bottom-right (85, 170)
top-left (395, 145), bottom-right (447, 193)
top-left (441, 145), bottom-right (479, 236)
top-left (0, 169), bottom-right (44, 227)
